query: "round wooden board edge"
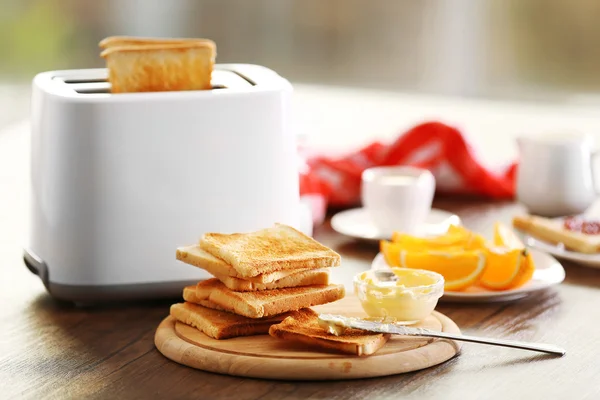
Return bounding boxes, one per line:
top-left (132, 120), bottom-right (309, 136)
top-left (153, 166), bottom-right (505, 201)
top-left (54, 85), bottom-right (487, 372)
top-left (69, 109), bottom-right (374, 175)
top-left (154, 311), bottom-right (462, 381)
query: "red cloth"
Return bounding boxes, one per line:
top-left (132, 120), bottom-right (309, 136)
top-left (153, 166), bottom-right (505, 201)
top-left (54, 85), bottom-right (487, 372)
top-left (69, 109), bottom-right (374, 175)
top-left (300, 121), bottom-right (517, 222)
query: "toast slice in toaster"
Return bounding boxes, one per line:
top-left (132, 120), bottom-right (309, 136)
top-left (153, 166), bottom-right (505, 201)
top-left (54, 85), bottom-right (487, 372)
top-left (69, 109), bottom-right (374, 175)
top-left (269, 309), bottom-right (390, 356)
top-left (199, 224), bottom-right (341, 278)
top-left (100, 40), bottom-right (216, 93)
top-left (176, 245), bottom-right (313, 284)
top-left (513, 215), bottom-right (600, 254)
top-left (99, 36), bottom-right (215, 49)
top-left (170, 302), bottom-right (291, 340)
top-left (195, 279), bottom-right (345, 319)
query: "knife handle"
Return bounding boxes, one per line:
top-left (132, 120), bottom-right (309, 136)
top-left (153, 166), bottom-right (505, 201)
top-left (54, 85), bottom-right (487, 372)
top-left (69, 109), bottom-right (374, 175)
top-left (421, 331), bottom-right (566, 356)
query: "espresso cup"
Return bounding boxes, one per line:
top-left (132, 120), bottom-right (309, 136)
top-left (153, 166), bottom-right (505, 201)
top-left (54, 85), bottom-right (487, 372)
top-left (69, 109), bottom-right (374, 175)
top-left (361, 166), bottom-right (436, 236)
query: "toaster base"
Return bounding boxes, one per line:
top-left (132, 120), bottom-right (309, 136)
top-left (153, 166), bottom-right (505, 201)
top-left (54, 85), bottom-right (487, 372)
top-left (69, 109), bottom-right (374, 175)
top-left (23, 248), bottom-right (196, 305)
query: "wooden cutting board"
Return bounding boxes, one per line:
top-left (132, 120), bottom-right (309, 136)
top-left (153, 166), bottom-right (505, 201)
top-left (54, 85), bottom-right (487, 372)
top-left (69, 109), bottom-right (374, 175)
top-left (154, 296), bottom-right (461, 380)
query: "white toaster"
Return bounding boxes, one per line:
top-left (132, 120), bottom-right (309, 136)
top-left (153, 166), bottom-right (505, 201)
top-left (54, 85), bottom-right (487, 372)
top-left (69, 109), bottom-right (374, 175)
top-left (25, 64), bottom-right (305, 304)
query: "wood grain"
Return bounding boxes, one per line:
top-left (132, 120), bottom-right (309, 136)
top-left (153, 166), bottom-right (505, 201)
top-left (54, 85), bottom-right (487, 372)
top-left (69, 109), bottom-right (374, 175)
top-left (154, 296), bottom-right (460, 380)
top-left (2, 121), bottom-right (600, 398)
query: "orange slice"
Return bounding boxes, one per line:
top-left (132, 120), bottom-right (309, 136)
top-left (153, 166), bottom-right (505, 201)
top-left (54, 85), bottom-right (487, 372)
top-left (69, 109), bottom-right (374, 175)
top-left (479, 222), bottom-right (535, 290)
top-left (511, 251), bottom-right (535, 289)
top-left (445, 225), bottom-right (488, 250)
top-left (381, 240), bottom-right (401, 267)
top-left (392, 225), bottom-right (464, 246)
top-left (463, 233), bottom-right (488, 250)
top-left (494, 221), bottom-right (525, 248)
top-left (399, 250), bottom-right (487, 291)
top-left (391, 225), bottom-right (486, 251)
top-left (382, 222), bottom-right (534, 291)
top-left (479, 247), bottom-right (528, 290)
top-left (381, 240), bottom-right (467, 266)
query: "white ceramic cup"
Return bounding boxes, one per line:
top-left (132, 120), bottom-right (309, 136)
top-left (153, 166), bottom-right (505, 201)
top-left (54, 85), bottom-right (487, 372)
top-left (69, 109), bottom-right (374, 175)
top-left (361, 166), bottom-right (436, 236)
top-left (516, 131), bottom-right (600, 217)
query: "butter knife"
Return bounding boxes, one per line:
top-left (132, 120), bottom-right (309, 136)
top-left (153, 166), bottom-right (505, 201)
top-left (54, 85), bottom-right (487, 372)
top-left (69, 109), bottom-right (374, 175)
top-left (318, 314), bottom-right (566, 356)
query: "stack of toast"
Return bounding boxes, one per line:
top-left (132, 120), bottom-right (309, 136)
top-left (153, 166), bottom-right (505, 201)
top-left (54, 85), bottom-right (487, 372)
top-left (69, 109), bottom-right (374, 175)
top-left (171, 223), bottom-right (390, 355)
top-left (99, 36), bottom-right (216, 93)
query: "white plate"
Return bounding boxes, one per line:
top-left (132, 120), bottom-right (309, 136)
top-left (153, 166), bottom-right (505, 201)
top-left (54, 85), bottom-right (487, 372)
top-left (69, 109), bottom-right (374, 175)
top-left (331, 207), bottom-right (461, 242)
top-left (524, 235), bottom-right (600, 269)
top-left (370, 250), bottom-right (565, 303)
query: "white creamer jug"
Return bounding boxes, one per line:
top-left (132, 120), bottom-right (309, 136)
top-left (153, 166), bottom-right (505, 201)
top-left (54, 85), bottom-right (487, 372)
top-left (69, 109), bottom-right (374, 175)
top-left (516, 132), bottom-right (599, 217)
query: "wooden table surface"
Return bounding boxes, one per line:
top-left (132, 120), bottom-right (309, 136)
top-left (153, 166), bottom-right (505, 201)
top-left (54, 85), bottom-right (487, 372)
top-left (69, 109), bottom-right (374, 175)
top-left (2, 88), bottom-right (600, 399)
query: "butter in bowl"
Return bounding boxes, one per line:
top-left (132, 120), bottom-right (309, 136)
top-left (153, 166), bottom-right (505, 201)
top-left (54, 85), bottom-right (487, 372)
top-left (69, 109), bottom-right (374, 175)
top-left (353, 268), bottom-right (444, 325)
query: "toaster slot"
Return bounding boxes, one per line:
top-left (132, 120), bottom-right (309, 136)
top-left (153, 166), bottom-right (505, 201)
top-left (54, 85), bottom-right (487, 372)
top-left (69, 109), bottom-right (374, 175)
top-left (211, 69), bottom-right (254, 88)
top-left (52, 72), bottom-right (109, 85)
top-left (51, 67), bottom-right (254, 95)
top-left (226, 70), bottom-right (257, 86)
top-left (52, 74), bottom-right (111, 94)
top-left (63, 78), bottom-right (107, 84)
top-left (70, 82), bottom-right (112, 94)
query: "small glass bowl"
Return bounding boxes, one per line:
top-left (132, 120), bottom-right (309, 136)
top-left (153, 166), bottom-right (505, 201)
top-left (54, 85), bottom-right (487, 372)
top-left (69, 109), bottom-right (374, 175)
top-left (353, 267), bottom-right (445, 325)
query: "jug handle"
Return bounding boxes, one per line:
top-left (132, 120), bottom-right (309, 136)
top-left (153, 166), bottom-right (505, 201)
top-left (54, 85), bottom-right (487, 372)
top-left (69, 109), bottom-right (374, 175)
top-left (593, 151), bottom-right (600, 195)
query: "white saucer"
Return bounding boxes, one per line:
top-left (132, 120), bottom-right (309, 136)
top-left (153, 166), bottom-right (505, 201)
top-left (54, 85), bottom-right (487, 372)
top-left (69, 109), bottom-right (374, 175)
top-left (524, 235), bottom-right (600, 269)
top-left (331, 207), bottom-right (461, 242)
top-left (370, 250), bottom-right (565, 303)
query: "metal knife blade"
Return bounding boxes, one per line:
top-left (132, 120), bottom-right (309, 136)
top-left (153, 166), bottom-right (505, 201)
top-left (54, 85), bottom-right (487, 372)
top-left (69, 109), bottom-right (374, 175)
top-left (318, 313), bottom-right (566, 356)
top-left (318, 314), bottom-right (431, 336)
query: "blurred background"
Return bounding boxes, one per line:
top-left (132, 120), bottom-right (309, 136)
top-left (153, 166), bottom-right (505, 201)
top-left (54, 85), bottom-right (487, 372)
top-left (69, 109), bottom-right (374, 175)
top-left (1, 0), bottom-right (600, 128)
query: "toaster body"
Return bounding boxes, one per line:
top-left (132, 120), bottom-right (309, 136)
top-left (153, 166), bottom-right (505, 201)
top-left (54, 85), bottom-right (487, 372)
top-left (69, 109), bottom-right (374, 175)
top-left (26, 64), bottom-right (301, 303)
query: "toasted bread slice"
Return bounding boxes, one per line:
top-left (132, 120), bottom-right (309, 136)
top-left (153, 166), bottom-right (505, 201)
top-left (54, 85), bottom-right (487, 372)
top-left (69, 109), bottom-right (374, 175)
top-left (182, 286), bottom-right (237, 312)
top-left (513, 215), bottom-right (600, 254)
top-left (269, 309), bottom-right (389, 356)
top-left (217, 269), bottom-right (330, 292)
top-left (197, 299), bottom-right (234, 312)
top-left (199, 224), bottom-right (341, 278)
top-left (183, 285), bottom-right (201, 303)
top-left (182, 285), bottom-right (234, 312)
top-left (100, 41), bottom-right (215, 93)
top-left (176, 245), bottom-right (312, 284)
top-left (99, 36), bottom-right (214, 49)
top-left (170, 302), bottom-right (290, 340)
top-left (183, 285), bottom-right (235, 312)
top-left (183, 285), bottom-right (260, 311)
top-left (195, 279), bottom-right (345, 318)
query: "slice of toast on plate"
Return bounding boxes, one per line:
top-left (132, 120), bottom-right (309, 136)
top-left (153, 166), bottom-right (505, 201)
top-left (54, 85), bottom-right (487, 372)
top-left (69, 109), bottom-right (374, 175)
top-left (183, 285), bottom-right (238, 313)
top-left (176, 245), bottom-right (312, 284)
top-left (199, 223), bottom-right (341, 278)
top-left (182, 287), bottom-right (240, 313)
top-left (513, 215), bottom-right (600, 254)
top-left (184, 284), bottom-right (327, 309)
top-left (214, 269), bottom-right (330, 292)
top-left (100, 40), bottom-right (215, 93)
top-left (195, 279), bottom-right (345, 318)
top-left (170, 302), bottom-right (290, 340)
top-left (182, 285), bottom-right (201, 303)
top-left (269, 309), bottom-right (390, 356)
